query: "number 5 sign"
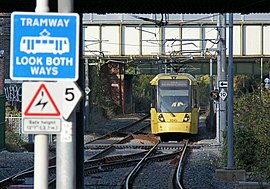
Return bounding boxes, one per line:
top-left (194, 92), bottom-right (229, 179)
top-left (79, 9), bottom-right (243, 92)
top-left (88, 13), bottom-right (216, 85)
top-left (60, 81), bottom-right (82, 120)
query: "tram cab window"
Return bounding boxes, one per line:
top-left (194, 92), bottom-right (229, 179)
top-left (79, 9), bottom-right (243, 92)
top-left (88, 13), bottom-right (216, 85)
top-left (157, 92), bottom-right (190, 113)
top-left (157, 79), bottom-right (191, 113)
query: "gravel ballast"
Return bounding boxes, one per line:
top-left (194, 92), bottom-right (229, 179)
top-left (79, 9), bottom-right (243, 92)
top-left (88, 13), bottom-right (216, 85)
top-left (0, 115), bottom-right (240, 188)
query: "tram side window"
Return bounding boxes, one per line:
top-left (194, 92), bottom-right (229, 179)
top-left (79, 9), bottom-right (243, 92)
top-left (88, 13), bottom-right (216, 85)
top-left (192, 88), bottom-right (198, 108)
top-left (151, 86), bottom-right (157, 108)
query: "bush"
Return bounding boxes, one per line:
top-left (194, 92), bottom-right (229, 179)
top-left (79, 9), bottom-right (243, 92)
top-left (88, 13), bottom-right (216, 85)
top-left (133, 75), bottom-right (154, 113)
top-left (228, 90), bottom-right (270, 181)
top-left (5, 131), bottom-right (27, 152)
top-left (197, 75), bottom-right (211, 108)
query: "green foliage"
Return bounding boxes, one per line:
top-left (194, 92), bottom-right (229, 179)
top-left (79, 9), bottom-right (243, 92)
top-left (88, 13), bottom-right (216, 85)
top-left (89, 64), bottom-right (118, 120)
top-left (234, 75), bottom-right (260, 96)
top-left (197, 75), bottom-right (211, 108)
top-left (228, 90), bottom-right (270, 181)
top-left (6, 102), bottom-right (21, 116)
top-left (234, 126), bottom-right (258, 171)
top-left (5, 131), bottom-right (26, 151)
top-left (133, 75), bottom-right (154, 112)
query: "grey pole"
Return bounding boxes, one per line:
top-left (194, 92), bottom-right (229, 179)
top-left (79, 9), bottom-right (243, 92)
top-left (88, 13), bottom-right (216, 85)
top-left (84, 33), bottom-right (90, 132)
top-left (56, 0), bottom-right (76, 189)
top-left (58, 0), bottom-right (73, 12)
top-left (85, 63), bottom-right (90, 131)
top-left (217, 14), bottom-right (227, 143)
top-left (56, 113), bottom-right (76, 189)
top-left (209, 58), bottom-right (214, 132)
top-left (76, 14), bottom-right (85, 189)
top-left (34, 134), bottom-right (48, 189)
top-left (260, 58), bottom-right (263, 97)
top-left (35, 0), bottom-right (49, 13)
top-left (227, 13), bottom-right (234, 169)
top-left (216, 16), bottom-right (221, 142)
top-left (34, 1), bottom-right (49, 189)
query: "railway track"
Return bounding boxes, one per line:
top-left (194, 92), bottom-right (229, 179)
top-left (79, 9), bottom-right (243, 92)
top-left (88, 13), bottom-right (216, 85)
top-left (122, 140), bottom-right (189, 189)
top-left (174, 140), bottom-right (189, 189)
top-left (0, 157), bottom-right (57, 188)
top-left (83, 139), bottom-right (189, 188)
top-left (83, 114), bottom-right (191, 188)
top-left (85, 114), bottom-right (151, 146)
top-left (0, 114), bottom-right (152, 188)
top-left (0, 114), bottom-right (198, 189)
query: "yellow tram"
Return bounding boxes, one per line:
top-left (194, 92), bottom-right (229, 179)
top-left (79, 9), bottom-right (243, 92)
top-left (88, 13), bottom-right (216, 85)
top-left (150, 73), bottom-right (199, 138)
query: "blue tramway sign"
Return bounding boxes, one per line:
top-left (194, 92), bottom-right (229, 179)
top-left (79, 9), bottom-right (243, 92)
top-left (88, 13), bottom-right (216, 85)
top-left (10, 12), bottom-right (79, 81)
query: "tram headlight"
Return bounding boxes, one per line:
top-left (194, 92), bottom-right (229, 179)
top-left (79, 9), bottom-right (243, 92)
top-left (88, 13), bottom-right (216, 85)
top-left (183, 114), bottom-right (190, 122)
top-left (158, 114), bottom-right (165, 122)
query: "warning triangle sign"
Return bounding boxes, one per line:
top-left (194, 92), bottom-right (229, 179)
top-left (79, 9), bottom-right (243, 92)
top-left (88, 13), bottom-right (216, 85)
top-left (24, 84), bottom-right (61, 116)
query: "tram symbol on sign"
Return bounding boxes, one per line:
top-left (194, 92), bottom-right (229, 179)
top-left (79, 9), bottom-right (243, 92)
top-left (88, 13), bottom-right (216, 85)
top-left (20, 29), bottom-right (70, 55)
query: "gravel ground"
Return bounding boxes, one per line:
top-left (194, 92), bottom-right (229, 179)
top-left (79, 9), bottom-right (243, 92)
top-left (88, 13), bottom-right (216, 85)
top-left (184, 116), bottom-right (237, 189)
top-left (0, 151), bottom-right (34, 180)
top-left (0, 114), bottom-right (239, 188)
top-left (84, 167), bottom-right (131, 189)
top-left (133, 160), bottom-right (176, 189)
top-left (184, 149), bottom-right (237, 189)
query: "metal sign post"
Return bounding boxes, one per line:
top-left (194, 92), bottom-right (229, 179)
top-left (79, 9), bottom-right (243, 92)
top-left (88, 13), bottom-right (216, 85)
top-left (227, 13), bottom-right (234, 169)
top-left (56, 81), bottom-right (82, 189)
top-left (209, 59), bottom-right (214, 132)
top-left (34, 2), bottom-right (49, 189)
top-left (56, 1), bottom-right (81, 189)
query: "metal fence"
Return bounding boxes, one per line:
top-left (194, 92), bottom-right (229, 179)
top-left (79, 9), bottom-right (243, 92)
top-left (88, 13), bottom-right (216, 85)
top-left (5, 115), bottom-right (55, 143)
top-left (5, 115), bottom-right (30, 142)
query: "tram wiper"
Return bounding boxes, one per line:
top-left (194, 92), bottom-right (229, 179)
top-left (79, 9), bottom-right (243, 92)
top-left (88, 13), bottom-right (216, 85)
top-left (160, 103), bottom-right (176, 117)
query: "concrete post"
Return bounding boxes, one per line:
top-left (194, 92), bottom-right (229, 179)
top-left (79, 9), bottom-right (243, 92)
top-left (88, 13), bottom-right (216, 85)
top-left (217, 14), bottom-right (227, 143)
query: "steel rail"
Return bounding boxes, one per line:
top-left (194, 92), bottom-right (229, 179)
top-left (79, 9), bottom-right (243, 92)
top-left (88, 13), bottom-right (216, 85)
top-left (86, 123), bottom-right (150, 160)
top-left (84, 149), bottom-right (183, 175)
top-left (123, 141), bottom-right (160, 189)
top-left (0, 157), bottom-right (56, 188)
top-left (84, 114), bottom-right (150, 145)
top-left (0, 115), bottom-right (150, 188)
top-left (50, 115), bottom-right (150, 187)
top-left (175, 140), bottom-right (189, 189)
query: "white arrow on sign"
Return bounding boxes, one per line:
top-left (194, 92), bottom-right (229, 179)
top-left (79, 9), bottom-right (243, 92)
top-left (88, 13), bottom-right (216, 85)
top-left (60, 81), bottom-right (82, 120)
